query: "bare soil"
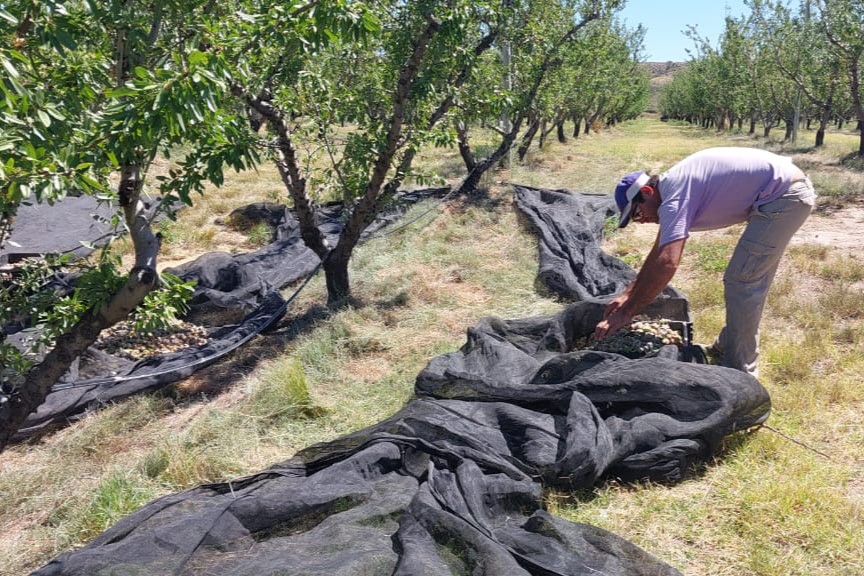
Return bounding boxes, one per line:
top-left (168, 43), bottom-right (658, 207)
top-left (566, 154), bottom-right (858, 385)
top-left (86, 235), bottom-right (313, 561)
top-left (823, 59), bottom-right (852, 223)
top-left (792, 205), bottom-right (864, 251)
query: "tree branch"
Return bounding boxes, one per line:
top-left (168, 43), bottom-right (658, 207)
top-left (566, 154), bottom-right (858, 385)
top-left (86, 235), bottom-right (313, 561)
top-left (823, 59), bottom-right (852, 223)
top-left (232, 82), bottom-right (329, 258)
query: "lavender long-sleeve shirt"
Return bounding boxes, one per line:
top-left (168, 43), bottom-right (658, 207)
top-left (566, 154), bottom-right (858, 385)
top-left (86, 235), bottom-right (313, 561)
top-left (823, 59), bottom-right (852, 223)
top-left (657, 147), bottom-right (805, 246)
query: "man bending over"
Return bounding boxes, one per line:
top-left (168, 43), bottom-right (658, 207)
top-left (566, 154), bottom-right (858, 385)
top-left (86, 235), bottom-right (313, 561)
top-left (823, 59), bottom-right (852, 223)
top-left (594, 147), bottom-right (816, 375)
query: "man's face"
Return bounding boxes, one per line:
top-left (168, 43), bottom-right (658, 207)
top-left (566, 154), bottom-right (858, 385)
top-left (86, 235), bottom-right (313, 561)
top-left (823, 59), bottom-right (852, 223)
top-left (632, 188), bottom-right (660, 224)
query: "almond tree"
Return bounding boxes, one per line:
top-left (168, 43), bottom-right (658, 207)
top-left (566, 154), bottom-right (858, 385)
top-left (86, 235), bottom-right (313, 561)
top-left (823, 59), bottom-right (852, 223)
top-left (816, 0), bottom-right (864, 156)
top-left (0, 0), bottom-right (256, 450)
top-left (751, 0), bottom-right (843, 146)
top-left (223, 0), bottom-right (506, 306)
top-left (452, 0), bottom-right (622, 192)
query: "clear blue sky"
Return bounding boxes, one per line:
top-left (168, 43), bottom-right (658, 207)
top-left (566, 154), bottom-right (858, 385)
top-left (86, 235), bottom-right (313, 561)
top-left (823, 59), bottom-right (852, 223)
top-left (619, 0), bottom-right (750, 62)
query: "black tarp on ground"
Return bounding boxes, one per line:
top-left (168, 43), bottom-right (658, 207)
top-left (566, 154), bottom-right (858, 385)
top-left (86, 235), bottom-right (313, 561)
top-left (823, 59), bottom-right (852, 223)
top-left (167, 189), bottom-right (450, 314)
top-left (513, 185), bottom-right (685, 303)
top-left (15, 293), bottom-right (285, 438)
top-left (9, 189), bottom-right (448, 438)
top-left (0, 195), bottom-right (170, 265)
top-left (35, 187), bottom-right (772, 575)
top-left (35, 301), bottom-right (770, 576)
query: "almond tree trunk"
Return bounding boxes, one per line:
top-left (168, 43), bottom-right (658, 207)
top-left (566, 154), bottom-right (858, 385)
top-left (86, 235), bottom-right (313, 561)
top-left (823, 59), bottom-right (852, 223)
top-left (0, 169), bottom-right (159, 451)
top-left (456, 120), bottom-right (476, 172)
top-left (517, 117), bottom-right (539, 161)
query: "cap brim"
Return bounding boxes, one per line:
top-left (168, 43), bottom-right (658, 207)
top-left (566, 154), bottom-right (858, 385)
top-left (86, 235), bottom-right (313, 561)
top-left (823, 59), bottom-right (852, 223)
top-left (618, 201), bottom-right (636, 228)
top-left (617, 172), bottom-right (650, 228)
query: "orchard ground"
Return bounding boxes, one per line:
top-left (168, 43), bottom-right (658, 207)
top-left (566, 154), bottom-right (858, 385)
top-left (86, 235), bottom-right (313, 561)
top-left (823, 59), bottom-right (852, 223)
top-left (0, 117), bottom-right (862, 576)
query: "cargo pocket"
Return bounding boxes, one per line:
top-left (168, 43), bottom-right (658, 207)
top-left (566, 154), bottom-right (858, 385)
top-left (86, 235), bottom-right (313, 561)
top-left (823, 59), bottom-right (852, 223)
top-left (724, 237), bottom-right (778, 284)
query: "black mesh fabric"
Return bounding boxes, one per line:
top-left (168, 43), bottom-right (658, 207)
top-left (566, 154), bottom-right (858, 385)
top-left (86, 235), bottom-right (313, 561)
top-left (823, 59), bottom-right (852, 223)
top-left (33, 188), bottom-right (772, 575)
top-left (7, 189), bottom-right (448, 438)
top-left (513, 185), bottom-right (685, 302)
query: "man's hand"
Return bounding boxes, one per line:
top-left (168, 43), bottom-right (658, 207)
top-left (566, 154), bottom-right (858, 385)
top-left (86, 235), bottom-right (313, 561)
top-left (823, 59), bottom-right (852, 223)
top-left (602, 293), bottom-right (628, 320)
top-left (594, 304), bottom-right (632, 340)
top-left (594, 236), bottom-right (686, 341)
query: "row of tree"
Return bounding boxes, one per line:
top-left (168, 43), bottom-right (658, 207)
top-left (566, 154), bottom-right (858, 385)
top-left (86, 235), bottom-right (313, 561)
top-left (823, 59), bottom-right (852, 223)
top-left (0, 0), bottom-right (647, 450)
top-left (660, 0), bottom-right (864, 155)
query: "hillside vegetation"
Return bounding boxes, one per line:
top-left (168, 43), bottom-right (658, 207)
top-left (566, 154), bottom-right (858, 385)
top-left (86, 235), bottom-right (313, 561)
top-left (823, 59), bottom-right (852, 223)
top-left (1, 117), bottom-right (863, 575)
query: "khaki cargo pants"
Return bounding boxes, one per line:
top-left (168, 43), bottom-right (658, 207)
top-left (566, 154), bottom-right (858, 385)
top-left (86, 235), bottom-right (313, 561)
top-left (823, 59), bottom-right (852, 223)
top-left (714, 179), bottom-right (816, 376)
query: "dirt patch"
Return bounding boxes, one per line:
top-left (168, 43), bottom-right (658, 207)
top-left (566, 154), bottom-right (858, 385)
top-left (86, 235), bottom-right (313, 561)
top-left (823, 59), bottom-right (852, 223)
top-left (791, 205), bottom-right (864, 252)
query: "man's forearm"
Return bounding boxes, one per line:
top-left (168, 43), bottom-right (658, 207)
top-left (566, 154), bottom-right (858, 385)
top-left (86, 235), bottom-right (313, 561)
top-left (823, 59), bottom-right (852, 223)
top-left (620, 237), bottom-right (685, 317)
top-left (619, 262), bottom-right (677, 317)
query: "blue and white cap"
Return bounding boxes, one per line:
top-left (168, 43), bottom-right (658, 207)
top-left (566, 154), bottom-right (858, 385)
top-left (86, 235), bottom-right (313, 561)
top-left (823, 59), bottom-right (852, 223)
top-left (614, 171), bottom-right (650, 228)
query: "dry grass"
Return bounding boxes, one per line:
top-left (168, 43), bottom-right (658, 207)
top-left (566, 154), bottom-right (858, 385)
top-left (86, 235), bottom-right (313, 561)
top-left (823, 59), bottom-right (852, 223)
top-left (2, 117), bottom-right (863, 575)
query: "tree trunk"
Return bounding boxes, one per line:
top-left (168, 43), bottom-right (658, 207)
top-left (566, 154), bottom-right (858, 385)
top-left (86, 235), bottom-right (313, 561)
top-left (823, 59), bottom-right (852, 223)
top-left (517, 118), bottom-right (539, 161)
top-left (0, 169), bottom-right (159, 451)
top-left (783, 120), bottom-right (794, 142)
top-left (537, 118), bottom-right (549, 150)
top-left (538, 118), bottom-right (547, 149)
top-left (749, 116), bottom-right (757, 134)
top-left (455, 121), bottom-right (475, 172)
top-left (323, 252), bottom-right (351, 308)
top-left (556, 120), bottom-right (566, 143)
top-left (572, 115), bottom-right (581, 138)
top-left (816, 105), bottom-right (832, 148)
top-left (763, 125), bottom-right (772, 138)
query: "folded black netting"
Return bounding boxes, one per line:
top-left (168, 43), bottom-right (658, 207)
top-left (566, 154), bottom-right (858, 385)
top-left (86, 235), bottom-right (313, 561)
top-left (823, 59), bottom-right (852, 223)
top-left (513, 185), bottom-right (685, 302)
top-left (34, 186), bottom-right (772, 575)
top-left (9, 189), bottom-right (449, 438)
top-left (35, 301), bottom-right (770, 576)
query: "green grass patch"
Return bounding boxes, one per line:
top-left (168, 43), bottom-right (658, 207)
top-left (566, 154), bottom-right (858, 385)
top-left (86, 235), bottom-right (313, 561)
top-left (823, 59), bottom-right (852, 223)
top-left (72, 471), bottom-right (158, 542)
top-left (688, 238), bottom-right (734, 274)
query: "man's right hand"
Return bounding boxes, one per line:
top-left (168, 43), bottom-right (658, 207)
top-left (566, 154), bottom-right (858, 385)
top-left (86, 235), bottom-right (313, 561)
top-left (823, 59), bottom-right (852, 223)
top-left (594, 307), bottom-right (632, 340)
top-left (602, 294), bottom-right (628, 320)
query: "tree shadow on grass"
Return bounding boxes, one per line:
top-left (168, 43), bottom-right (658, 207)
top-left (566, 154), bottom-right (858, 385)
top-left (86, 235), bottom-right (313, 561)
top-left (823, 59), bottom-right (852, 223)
top-left (840, 151), bottom-right (864, 173)
top-left (458, 185), bottom-right (509, 212)
top-left (171, 304), bottom-right (332, 401)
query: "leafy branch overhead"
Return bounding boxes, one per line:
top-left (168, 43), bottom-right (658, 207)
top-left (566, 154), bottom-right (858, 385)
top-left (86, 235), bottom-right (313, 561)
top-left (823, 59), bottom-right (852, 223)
top-left (0, 0), bottom-right (646, 450)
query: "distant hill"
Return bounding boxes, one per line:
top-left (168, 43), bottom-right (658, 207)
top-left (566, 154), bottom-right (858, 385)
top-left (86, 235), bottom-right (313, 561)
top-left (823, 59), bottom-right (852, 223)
top-left (641, 61), bottom-right (687, 113)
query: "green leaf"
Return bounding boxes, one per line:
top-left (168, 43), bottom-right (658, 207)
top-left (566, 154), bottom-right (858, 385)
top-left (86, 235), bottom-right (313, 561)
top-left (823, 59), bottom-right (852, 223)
top-left (188, 51), bottom-right (208, 67)
top-left (55, 29), bottom-right (77, 51)
top-left (1, 58), bottom-right (19, 79)
top-left (0, 9), bottom-right (18, 24)
top-left (37, 110), bottom-right (51, 127)
top-left (105, 87), bottom-right (138, 98)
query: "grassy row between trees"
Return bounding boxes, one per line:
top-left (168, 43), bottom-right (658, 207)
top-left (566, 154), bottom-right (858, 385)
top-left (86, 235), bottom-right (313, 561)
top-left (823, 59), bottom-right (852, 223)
top-left (1, 117), bottom-right (862, 575)
top-left (1, 0), bottom-right (650, 446)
